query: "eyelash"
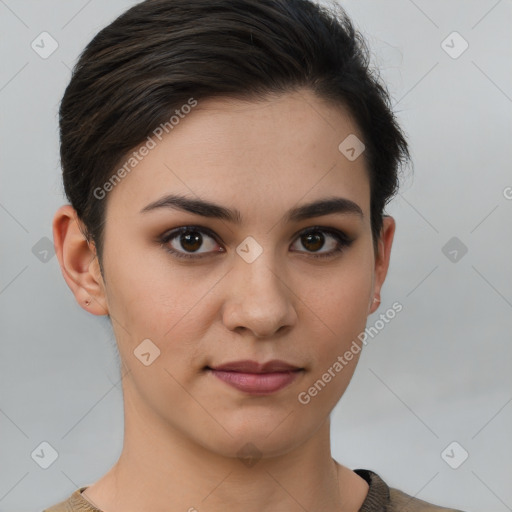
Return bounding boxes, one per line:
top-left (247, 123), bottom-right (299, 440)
top-left (158, 225), bottom-right (354, 261)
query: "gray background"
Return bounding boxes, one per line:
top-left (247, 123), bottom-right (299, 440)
top-left (1, 1), bottom-right (511, 511)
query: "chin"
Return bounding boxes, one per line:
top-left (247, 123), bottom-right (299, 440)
top-left (196, 413), bottom-right (315, 461)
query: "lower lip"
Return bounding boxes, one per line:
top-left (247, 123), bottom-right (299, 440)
top-left (208, 369), bottom-right (302, 394)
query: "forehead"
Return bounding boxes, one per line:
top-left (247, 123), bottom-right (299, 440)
top-left (104, 89), bottom-right (371, 226)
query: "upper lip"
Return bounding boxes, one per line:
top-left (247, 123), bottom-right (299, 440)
top-left (208, 359), bottom-right (302, 373)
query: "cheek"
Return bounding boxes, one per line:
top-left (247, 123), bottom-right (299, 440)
top-left (295, 272), bottom-right (371, 412)
top-left (303, 262), bottom-right (373, 341)
top-left (104, 239), bottom-right (193, 321)
top-left (296, 258), bottom-right (373, 408)
top-left (103, 251), bottom-right (218, 370)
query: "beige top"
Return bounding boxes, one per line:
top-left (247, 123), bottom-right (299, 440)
top-left (42, 469), bottom-right (465, 511)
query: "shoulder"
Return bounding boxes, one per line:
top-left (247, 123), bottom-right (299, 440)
top-left (354, 468), bottom-right (467, 512)
top-left (388, 487), bottom-right (466, 511)
top-left (42, 496), bottom-right (69, 512)
top-left (42, 486), bottom-right (100, 512)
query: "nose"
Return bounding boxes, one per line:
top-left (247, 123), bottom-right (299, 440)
top-left (221, 253), bottom-right (298, 339)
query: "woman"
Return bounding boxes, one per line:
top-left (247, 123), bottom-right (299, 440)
top-left (46, 0), bottom-right (466, 510)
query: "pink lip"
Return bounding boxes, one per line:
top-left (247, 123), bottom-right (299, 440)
top-left (207, 359), bottom-right (304, 395)
top-left (209, 369), bottom-right (302, 394)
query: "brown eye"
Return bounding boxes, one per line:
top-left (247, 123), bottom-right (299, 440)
top-left (301, 231), bottom-right (326, 252)
top-left (160, 227), bottom-right (222, 259)
top-left (159, 225), bottom-right (352, 261)
top-left (179, 230), bottom-right (203, 252)
top-left (290, 227), bottom-right (353, 259)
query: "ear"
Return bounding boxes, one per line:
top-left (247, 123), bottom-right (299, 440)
top-left (368, 215), bottom-right (395, 315)
top-left (52, 205), bottom-right (109, 315)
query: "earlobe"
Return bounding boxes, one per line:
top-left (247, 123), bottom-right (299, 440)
top-left (52, 205), bottom-right (108, 315)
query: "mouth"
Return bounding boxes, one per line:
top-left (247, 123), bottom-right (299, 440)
top-left (205, 360), bottom-right (305, 395)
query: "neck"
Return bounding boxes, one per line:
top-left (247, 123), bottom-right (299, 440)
top-left (82, 381), bottom-right (368, 512)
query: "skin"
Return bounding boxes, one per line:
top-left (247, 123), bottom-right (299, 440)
top-left (53, 88), bottom-right (395, 512)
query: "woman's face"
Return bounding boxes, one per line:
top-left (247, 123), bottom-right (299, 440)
top-left (63, 89), bottom-right (394, 458)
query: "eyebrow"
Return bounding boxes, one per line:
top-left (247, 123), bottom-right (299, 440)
top-left (140, 193), bottom-right (363, 223)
